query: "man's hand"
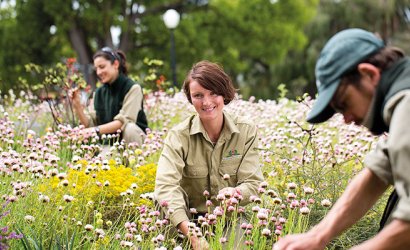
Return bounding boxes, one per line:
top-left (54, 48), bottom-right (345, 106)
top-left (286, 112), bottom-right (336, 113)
top-left (273, 231), bottom-right (326, 250)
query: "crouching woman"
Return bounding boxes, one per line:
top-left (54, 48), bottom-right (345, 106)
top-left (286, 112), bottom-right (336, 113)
top-left (154, 61), bottom-right (263, 249)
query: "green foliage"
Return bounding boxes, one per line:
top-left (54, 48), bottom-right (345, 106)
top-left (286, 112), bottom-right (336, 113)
top-left (0, 0), bottom-right (60, 93)
top-left (171, 0), bottom-right (318, 99)
top-left (277, 84), bottom-right (288, 99)
top-left (130, 58), bottom-right (173, 94)
top-left (0, 0), bottom-right (319, 99)
top-left (273, 0), bottom-right (410, 99)
top-left (3, 0), bottom-right (410, 100)
top-left (22, 60), bottom-right (88, 128)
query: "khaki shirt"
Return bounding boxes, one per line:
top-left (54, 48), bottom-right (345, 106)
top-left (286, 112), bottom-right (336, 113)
top-left (85, 84), bottom-right (143, 131)
top-left (364, 90), bottom-right (410, 222)
top-left (154, 111), bottom-right (263, 227)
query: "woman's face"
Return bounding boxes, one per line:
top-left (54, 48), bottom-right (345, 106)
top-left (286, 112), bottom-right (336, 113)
top-left (94, 56), bottom-right (119, 84)
top-left (189, 80), bottom-right (224, 123)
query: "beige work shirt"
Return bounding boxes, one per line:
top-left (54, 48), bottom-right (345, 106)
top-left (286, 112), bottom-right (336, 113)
top-left (364, 90), bottom-right (410, 222)
top-left (154, 111), bottom-right (263, 227)
top-left (85, 84), bottom-right (143, 131)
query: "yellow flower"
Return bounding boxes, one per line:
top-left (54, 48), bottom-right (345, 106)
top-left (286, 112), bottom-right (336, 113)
top-left (36, 164), bottom-right (139, 208)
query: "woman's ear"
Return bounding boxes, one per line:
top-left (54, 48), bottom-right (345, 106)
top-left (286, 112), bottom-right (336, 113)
top-left (357, 63), bottom-right (380, 86)
top-left (113, 59), bottom-right (120, 70)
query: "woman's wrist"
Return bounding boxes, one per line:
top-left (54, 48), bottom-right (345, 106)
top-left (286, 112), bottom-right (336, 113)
top-left (94, 126), bottom-right (101, 136)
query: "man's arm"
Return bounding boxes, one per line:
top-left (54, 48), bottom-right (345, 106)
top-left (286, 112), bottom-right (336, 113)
top-left (350, 219), bottom-right (410, 249)
top-left (274, 168), bottom-right (388, 250)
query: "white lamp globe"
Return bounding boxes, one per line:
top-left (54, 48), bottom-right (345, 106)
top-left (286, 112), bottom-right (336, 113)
top-left (163, 9), bottom-right (180, 29)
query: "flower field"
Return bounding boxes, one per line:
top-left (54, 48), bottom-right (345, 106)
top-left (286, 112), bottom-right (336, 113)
top-left (0, 89), bottom-right (387, 249)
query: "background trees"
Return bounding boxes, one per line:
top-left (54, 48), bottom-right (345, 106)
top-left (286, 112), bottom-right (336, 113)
top-left (0, 0), bottom-right (410, 100)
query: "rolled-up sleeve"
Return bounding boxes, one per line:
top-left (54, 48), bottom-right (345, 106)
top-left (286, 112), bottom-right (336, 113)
top-left (363, 137), bottom-right (393, 185)
top-left (236, 124), bottom-right (264, 205)
top-left (386, 95), bottom-right (410, 221)
top-left (154, 130), bottom-right (189, 227)
top-left (113, 84), bottom-right (142, 131)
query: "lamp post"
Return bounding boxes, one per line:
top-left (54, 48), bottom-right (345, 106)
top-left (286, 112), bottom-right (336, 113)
top-left (163, 9), bottom-right (180, 89)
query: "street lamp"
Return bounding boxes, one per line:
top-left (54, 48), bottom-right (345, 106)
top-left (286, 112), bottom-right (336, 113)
top-left (163, 9), bottom-right (180, 89)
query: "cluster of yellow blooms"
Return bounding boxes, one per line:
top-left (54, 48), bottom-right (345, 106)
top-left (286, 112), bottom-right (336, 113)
top-left (134, 163), bottom-right (157, 195)
top-left (38, 160), bottom-right (137, 206)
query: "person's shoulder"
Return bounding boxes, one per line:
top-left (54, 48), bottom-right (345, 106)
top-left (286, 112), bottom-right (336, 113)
top-left (226, 112), bottom-right (255, 127)
top-left (170, 115), bottom-right (195, 132)
top-left (384, 90), bottom-right (410, 124)
top-left (165, 115), bottom-right (195, 144)
top-left (94, 85), bottom-right (105, 96)
top-left (129, 83), bottom-right (141, 92)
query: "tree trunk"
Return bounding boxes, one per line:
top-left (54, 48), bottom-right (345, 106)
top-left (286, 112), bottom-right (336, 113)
top-left (67, 20), bottom-right (97, 88)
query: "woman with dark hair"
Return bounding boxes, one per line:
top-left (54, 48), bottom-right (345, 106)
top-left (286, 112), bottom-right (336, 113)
top-left (155, 61), bottom-right (263, 249)
top-left (71, 47), bottom-right (148, 145)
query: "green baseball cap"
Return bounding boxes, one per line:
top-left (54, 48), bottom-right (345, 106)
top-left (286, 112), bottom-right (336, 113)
top-left (306, 28), bottom-right (385, 123)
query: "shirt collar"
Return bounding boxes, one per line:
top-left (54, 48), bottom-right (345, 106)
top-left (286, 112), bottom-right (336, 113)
top-left (190, 111), bottom-right (240, 139)
top-left (106, 73), bottom-right (125, 91)
top-left (361, 95), bottom-right (377, 129)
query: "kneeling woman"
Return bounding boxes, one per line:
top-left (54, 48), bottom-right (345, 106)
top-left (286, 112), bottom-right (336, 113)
top-left (71, 47), bottom-right (148, 145)
top-left (155, 61), bottom-right (263, 249)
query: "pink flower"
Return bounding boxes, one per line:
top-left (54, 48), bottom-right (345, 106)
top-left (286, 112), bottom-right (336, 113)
top-left (217, 193), bottom-right (225, 201)
top-left (220, 237), bottom-right (227, 244)
top-left (321, 199), bottom-right (332, 207)
top-left (287, 182), bottom-right (297, 189)
top-left (287, 192), bottom-right (296, 200)
top-left (262, 228), bottom-right (271, 236)
top-left (260, 181), bottom-right (268, 188)
top-left (304, 187), bottom-right (314, 194)
top-left (300, 206), bottom-right (310, 215)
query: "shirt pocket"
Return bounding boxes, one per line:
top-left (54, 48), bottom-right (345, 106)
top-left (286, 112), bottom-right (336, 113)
top-left (183, 164), bottom-right (208, 178)
top-left (181, 164), bottom-right (209, 209)
top-left (219, 156), bottom-right (242, 185)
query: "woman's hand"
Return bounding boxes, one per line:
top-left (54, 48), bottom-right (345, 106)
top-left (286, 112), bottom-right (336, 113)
top-left (190, 235), bottom-right (209, 250)
top-left (178, 221), bottom-right (209, 250)
top-left (218, 187), bottom-right (242, 206)
top-left (218, 187), bottom-right (241, 198)
top-left (78, 127), bottom-right (96, 139)
top-left (69, 87), bottom-right (83, 110)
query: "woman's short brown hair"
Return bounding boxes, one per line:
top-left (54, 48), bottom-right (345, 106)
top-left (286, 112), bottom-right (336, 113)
top-left (183, 61), bottom-right (236, 105)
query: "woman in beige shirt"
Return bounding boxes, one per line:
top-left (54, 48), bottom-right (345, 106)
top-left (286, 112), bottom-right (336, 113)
top-left (155, 61), bottom-right (264, 249)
